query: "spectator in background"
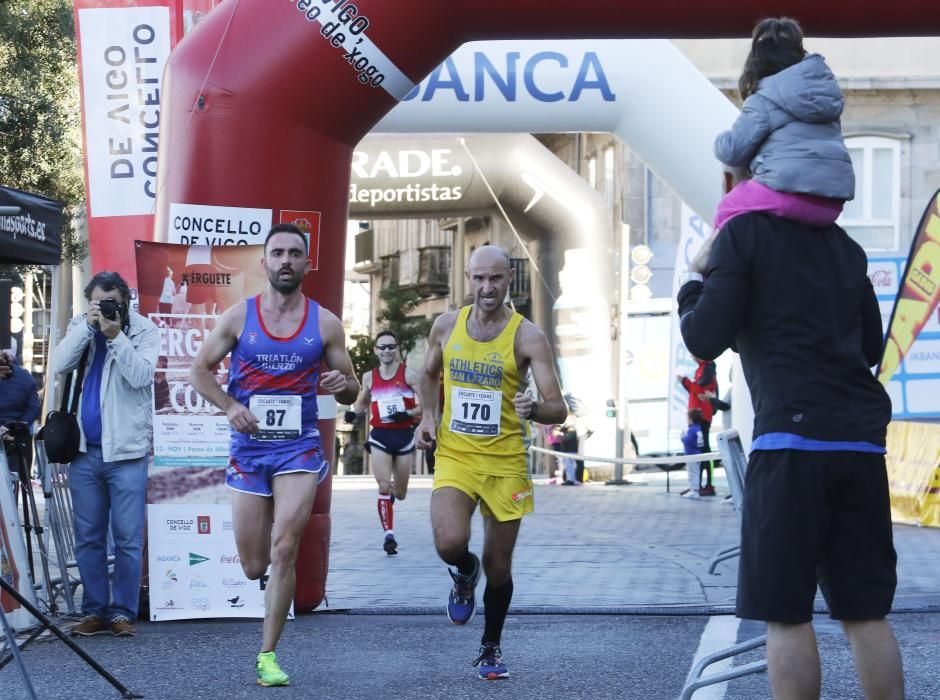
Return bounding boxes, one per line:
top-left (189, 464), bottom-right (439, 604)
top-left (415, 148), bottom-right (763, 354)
top-left (54, 271), bottom-right (159, 639)
top-left (680, 409), bottom-right (705, 499)
top-left (678, 357), bottom-right (717, 496)
top-left (545, 424), bottom-right (564, 482)
top-left (0, 339), bottom-right (41, 471)
top-left (558, 411), bottom-right (582, 485)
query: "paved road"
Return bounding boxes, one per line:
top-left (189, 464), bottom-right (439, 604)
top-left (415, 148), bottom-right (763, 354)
top-left (4, 470), bottom-right (940, 699)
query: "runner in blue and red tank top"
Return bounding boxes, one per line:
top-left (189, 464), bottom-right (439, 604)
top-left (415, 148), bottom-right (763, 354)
top-left (346, 330), bottom-right (422, 555)
top-left (191, 224), bottom-right (359, 688)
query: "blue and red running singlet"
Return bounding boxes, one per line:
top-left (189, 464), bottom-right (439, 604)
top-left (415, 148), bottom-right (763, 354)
top-left (227, 295), bottom-right (323, 455)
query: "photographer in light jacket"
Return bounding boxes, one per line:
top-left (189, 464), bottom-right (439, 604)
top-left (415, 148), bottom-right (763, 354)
top-left (54, 271), bottom-right (159, 638)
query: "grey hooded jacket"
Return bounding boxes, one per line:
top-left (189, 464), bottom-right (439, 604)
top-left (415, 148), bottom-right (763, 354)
top-left (714, 54), bottom-right (854, 200)
top-left (54, 311), bottom-right (159, 462)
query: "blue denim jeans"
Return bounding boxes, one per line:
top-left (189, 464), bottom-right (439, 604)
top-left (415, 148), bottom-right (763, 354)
top-left (69, 446), bottom-right (148, 621)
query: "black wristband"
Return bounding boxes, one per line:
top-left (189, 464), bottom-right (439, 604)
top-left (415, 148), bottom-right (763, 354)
top-left (529, 402), bottom-right (539, 421)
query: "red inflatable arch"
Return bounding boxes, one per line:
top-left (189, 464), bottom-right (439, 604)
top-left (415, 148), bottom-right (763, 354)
top-left (154, 0), bottom-right (940, 610)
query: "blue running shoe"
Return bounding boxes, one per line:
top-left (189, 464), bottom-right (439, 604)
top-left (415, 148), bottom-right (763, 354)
top-left (446, 553), bottom-right (480, 625)
top-left (383, 533), bottom-right (398, 555)
top-left (472, 644), bottom-right (509, 680)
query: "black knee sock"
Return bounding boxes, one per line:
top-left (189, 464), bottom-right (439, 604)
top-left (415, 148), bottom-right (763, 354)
top-left (453, 550), bottom-right (478, 576)
top-left (481, 578), bottom-right (513, 646)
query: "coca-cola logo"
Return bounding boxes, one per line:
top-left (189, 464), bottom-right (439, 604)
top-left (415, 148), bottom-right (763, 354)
top-left (220, 554), bottom-right (241, 564)
top-left (870, 269), bottom-right (894, 288)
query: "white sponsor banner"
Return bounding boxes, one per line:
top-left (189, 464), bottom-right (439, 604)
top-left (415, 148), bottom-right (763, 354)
top-left (904, 339), bottom-right (940, 375)
top-left (377, 41), bottom-right (624, 133)
top-left (168, 203), bottom-right (273, 246)
top-left (903, 378), bottom-right (940, 414)
top-left (0, 452), bottom-right (38, 630)
top-left (148, 504), bottom-right (293, 621)
top-left (868, 259), bottom-right (900, 298)
top-left (669, 205), bottom-right (736, 447)
top-left (668, 205), bottom-right (712, 440)
top-left (78, 6), bottom-right (172, 217)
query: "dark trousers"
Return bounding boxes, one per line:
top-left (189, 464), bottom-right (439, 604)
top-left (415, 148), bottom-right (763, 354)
top-left (699, 421), bottom-right (713, 488)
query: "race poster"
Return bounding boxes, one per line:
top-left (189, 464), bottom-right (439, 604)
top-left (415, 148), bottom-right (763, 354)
top-left (135, 241), bottom-right (266, 495)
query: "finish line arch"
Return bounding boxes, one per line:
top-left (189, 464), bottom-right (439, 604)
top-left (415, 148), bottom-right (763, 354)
top-left (154, 1), bottom-right (940, 611)
top-left (350, 133), bottom-right (616, 454)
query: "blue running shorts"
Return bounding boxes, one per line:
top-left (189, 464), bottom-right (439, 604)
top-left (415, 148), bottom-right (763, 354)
top-left (366, 427), bottom-right (416, 456)
top-left (226, 445), bottom-right (329, 497)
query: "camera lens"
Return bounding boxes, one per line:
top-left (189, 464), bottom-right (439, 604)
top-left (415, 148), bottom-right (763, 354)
top-left (100, 299), bottom-right (118, 320)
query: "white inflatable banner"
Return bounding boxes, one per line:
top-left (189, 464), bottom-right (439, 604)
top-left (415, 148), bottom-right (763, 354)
top-left (376, 39), bottom-right (738, 222)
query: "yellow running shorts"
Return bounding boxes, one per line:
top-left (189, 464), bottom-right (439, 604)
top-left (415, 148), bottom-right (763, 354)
top-left (432, 457), bottom-right (534, 521)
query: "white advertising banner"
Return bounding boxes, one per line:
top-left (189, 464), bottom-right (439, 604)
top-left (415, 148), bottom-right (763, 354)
top-left (168, 203), bottom-right (274, 246)
top-left (669, 205), bottom-right (713, 440)
top-left (0, 452), bottom-right (38, 630)
top-left (77, 6), bottom-right (173, 217)
top-left (148, 504), bottom-right (291, 621)
top-left (669, 205), bottom-right (738, 444)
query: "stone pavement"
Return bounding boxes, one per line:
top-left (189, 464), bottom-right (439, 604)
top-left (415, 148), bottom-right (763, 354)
top-left (324, 466), bottom-right (940, 614)
top-left (6, 466), bottom-right (940, 699)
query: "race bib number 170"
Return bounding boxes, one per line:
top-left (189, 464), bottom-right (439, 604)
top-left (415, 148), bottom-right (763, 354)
top-left (449, 387), bottom-right (501, 436)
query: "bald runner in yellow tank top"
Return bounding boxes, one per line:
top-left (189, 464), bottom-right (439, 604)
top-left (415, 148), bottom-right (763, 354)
top-left (435, 306), bottom-right (529, 519)
top-left (415, 245), bottom-right (567, 676)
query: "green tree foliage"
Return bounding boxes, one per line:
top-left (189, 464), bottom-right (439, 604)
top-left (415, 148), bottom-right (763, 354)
top-left (0, 0), bottom-right (85, 272)
top-left (347, 332), bottom-right (376, 387)
top-left (346, 284), bottom-right (433, 385)
top-left (375, 284), bottom-right (432, 360)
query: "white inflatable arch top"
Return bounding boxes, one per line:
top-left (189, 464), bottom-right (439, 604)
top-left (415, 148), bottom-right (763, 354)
top-left (374, 39), bottom-right (740, 222)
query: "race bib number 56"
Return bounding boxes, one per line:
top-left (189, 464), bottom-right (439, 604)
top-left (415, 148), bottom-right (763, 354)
top-left (249, 395), bottom-right (302, 441)
top-left (449, 387), bottom-right (501, 436)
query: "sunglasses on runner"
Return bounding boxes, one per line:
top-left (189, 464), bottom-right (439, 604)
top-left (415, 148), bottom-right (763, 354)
top-left (375, 343), bottom-right (398, 350)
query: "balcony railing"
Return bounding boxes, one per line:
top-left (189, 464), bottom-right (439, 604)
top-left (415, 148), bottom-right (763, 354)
top-left (509, 257), bottom-right (531, 298)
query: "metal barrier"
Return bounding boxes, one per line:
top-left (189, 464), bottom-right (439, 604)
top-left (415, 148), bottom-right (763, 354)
top-left (528, 444), bottom-right (720, 490)
top-left (680, 430), bottom-right (768, 699)
top-left (33, 440), bottom-right (82, 615)
top-left (706, 432), bottom-right (746, 574)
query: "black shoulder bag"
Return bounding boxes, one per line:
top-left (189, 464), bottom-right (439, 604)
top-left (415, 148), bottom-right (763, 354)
top-left (39, 345), bottom-right (91, 464)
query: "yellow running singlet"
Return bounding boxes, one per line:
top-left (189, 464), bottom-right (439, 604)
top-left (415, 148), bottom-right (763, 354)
top-left (437, 306), bottom-right (528, 476)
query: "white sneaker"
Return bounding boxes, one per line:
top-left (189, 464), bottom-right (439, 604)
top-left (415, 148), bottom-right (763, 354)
top-left (682, 490), bottom-right (700, 499)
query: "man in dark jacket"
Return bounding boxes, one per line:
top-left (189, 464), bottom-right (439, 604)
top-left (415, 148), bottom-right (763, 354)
top-left (0, 344), bottom-right (41, 471)
top-left (677, 208), bottom-right (903, 699)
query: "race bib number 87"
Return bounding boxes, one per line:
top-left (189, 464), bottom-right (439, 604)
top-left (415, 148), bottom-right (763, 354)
top-left (249, 395), bottom-right (302, 441)
top-left (449, 387), bottom-right (501, 436)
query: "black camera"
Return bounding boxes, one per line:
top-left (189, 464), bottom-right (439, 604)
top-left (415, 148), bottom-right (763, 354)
top-left (3, 421), bottom-right (31, 439)
top-left (99, 298), bottom-right (125, 321)
top-left (4, 420), bottom-right (32, 443)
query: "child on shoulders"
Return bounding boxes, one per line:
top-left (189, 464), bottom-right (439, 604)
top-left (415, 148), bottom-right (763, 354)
top-left (714, 17), bottom-right (854, 231)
